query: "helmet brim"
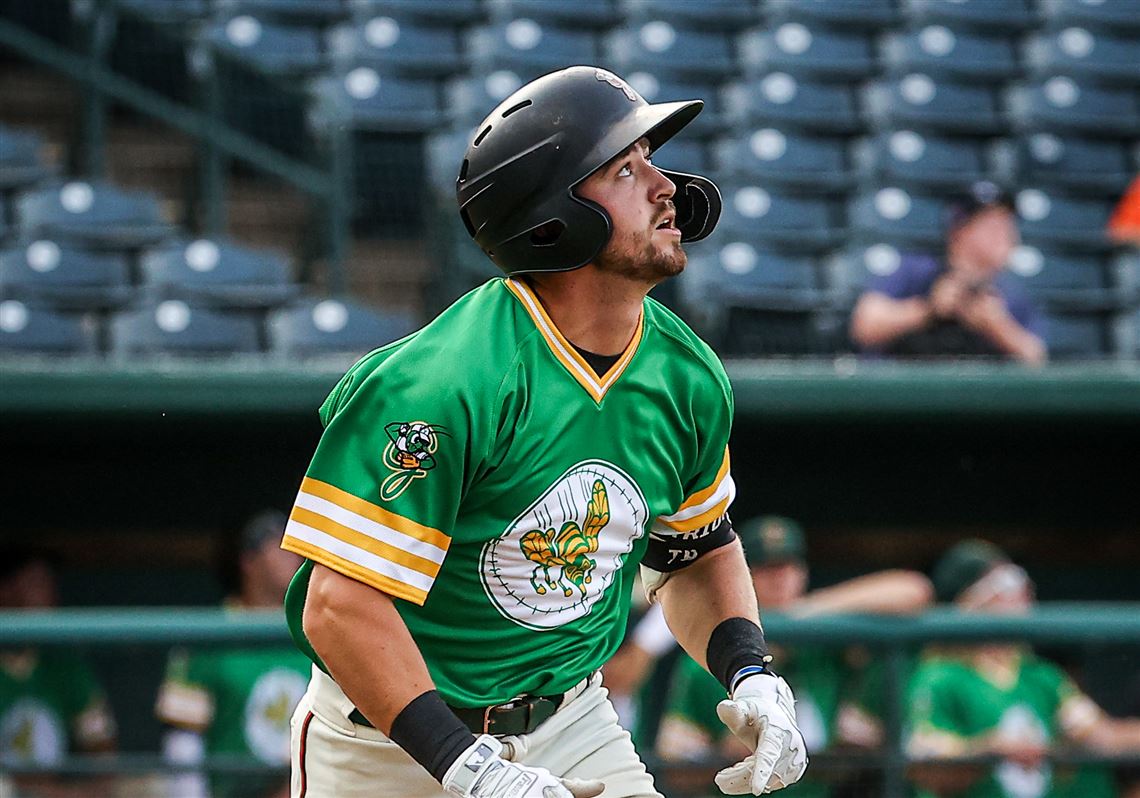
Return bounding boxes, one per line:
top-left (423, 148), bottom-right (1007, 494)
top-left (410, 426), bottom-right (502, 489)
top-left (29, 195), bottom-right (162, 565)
top-left (574, 99), bottom-right (704, 187)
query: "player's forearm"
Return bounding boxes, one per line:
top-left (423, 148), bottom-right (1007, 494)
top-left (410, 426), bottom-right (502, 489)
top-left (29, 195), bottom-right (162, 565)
top-left (980, 316), bottom-right (1047, 365)
top-left (850, 294), bottom-right (931, 348)
top-left (1077, 718), bottom-right (1140, 754)
top-left (790, 570), bottom-right (934, 617)
top-left (656, 540), bottom-right (760, 672)
top-left (303, 563), bottom-right (437, 733)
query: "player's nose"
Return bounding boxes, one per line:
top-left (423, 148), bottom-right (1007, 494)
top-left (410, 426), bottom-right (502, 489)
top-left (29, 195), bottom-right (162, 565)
top-left (648, 164), bottom-right (675, 204)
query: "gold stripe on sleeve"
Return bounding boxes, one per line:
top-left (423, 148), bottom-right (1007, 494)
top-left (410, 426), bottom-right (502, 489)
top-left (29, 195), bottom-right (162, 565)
top-left (281, 535), bottom-right (431, 606)
top-left (300, 477), bottom-right (451, 551)
top-left (290, 506), bottom-right (443, 578)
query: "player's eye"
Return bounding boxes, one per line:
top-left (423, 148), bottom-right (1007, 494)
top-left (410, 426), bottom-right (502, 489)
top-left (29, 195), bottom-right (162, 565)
top-left (617, 164), bottom-right (633, 178)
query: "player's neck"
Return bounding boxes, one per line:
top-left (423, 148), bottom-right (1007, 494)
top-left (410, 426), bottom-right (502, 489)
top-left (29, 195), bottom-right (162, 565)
top-left (522, 267), bottom-right (646, 356)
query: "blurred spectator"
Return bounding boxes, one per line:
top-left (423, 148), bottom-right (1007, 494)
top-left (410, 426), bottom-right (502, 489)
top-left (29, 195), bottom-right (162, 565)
top-left (850, 181), bottom-right (1047, 365)
top-left (154, 511), bottom-right (308, 798)
top-left (0, 546), bottom-right (117, 796)
top-left (625, 516), bottom-right (932, 796)
top-left (906, 540), bottom-right (1140, 798)
top-left (1108, 176), bottom-right (1140, 247)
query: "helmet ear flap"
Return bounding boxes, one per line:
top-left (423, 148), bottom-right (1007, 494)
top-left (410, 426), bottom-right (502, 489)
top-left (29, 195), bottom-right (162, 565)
top-left (660, 169), bottom-right (722, 243)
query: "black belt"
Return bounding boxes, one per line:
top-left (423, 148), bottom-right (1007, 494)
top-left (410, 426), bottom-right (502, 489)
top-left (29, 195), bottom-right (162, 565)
top-left (349, 693), bottom-right (564, 736)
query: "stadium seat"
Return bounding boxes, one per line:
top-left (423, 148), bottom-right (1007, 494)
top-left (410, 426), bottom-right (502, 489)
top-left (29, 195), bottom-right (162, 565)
top-left (1015, 189), bottom-right (1113, 250)
top-left (15, 181), bottom-right (171, 250)
top-left (685, 242), bottom-right (831, 311)
top-left (647, 137), bottom-right (710, 176)
top-left (446, 71), bottom-right (529, 126)
top-left (881, 27), bottom-right (1020, 81)
top-left (740, 24), bottom-right (876, 81)
top-left (347, 0), bottom-right (486, 26)
top-left (110, 300), bottom-right (262, 356)
top-left (719, 307), bottom-right (847, 357)
top-left (1005, 245), bottom-right (1121, 311)
top-left (726, 75), bottom-right (863, 134)
top-left (309, 70), bottom-right (447, 133)
top-left (606, 22), bottom-right (736, 82)
top-left (469, 20), bottom-right (602, 82)
top-left (714, 128), bottom-right (854, 192)
top-left (764, 0), bottom-right (900, 30)
top-left (1024, 28), bottom-right (1140, 86)
top-left (1042, 311), bottom-right (1112, 358)
top-left (0, 241), bottom-right (133, 310)
top-left (0, 299), bottom-right (98, 355)
top-left (718, 184), bottom-right (846, 251)
top-left (624, 73), bottom-right (728, 136)
top-left (0, 124), bottom-right (50, 191)
top-left (625, 0), bottom-right (758, 31)
top-left (212, 0), bottom-right (349, 25)
top-left (199, 14), bottom-right (325, 77)
top-left (139, 238), bottom-right (298, 309)
top-left (850, 187), bottom-right (946, 248)
top-left (900, 0), bottom-right (1038, 32)
top-left (855, 130), bottom-right (992, 191)
top-left (864, 74), bottom-right (1005, 135)
top-left (487, 0), bottom-right (622, 29)
top-left (111, 0), bottom-right (211, 24)
top-left (829, 243), bottom-right (915, 304)
top-left (425, 126), bottom-right (470, 199)
top-left (268, 297), bottom-right (418, 357)
top-left (1007, 78), bottom-right (1140, 137)
top-left (1016, 133), bottom-right (1133, 195)
top-left (327, 16), bottom-right (466, 78)
top-left (1037, 0), bottom-right (1140, 34)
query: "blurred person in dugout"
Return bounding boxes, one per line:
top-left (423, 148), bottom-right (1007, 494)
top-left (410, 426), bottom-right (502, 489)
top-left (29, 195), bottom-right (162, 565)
top-left (906, 540), bottom-right (1140, 798)
top-left (155, 511), bottom-right (309, 798)
top-left (0, 546), bottom-right (116, 798)
top-left (850, 181), bottom-right (1047, 365)
top-left (606, 516), bottom-right (934, 795)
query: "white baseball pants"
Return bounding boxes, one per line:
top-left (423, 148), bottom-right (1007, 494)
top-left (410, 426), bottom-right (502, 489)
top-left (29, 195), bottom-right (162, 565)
top-left (289, 666), bottom-right (663, 798)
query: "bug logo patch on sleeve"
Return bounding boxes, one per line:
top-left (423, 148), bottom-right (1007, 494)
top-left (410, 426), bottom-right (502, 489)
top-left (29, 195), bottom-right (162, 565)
top-left (381, 421), bottom-right (447, 500)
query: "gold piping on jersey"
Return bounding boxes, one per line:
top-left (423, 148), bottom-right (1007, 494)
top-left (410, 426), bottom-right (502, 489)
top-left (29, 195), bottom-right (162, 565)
top-left (658, 447), bottom-right (736, 533)
top-left (504, 278), bottom-right (644, 404)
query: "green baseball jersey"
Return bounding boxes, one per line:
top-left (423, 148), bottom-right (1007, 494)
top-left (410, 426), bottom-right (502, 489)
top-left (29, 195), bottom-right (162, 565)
top-left (0, 650), bottom-right (115, 764)
top-left (155, 645), bottom-right (311, 798)
top-left (907, 653), bottom-right (1113, 798)
top-left (283, 277), bottom-right (735, 707)
top-left (662, 649), bottom-right (844, 798)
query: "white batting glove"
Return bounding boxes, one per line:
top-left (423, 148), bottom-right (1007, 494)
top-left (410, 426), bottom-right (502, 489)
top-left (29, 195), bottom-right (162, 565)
top-left (715, 674), bottom-right (808, 795)
top-left (442, 734), bottom-right (604, 798)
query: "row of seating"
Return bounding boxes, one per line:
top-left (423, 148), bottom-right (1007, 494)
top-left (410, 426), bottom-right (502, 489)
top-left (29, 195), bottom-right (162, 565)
top-left (0, 296), bottom-right (417, 357)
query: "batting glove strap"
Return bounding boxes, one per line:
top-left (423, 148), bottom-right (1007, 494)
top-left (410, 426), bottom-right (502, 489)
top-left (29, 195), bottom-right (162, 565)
top-left (715, 675), bottom-right (808, 795)
top-left (441, 735), bottom-right (603, 798)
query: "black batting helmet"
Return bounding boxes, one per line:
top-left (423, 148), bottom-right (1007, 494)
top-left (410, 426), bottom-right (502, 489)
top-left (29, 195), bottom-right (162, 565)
top-left (456, 65), bottom-right (721, 275)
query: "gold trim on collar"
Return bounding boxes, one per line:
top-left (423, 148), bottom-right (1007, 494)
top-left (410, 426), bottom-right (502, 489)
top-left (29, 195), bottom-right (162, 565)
top-left (504, 278), bottom-right (644, 404)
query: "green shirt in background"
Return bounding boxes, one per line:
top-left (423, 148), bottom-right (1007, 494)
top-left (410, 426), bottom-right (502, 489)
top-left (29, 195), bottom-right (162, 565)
top-left (0, 650), bottom-right (115, 765)
top-left (907, 652), bottom-right (1116, 798)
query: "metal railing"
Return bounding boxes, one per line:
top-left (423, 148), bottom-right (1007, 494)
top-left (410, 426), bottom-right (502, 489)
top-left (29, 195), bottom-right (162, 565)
top-left (2, 605), bottom-right (1139, 796)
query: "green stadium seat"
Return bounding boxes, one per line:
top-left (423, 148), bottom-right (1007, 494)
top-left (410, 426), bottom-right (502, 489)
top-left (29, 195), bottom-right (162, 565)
top-left (1024, 28), bottom-right (1140, 87)
top-left (855, 131), bottom-right (993, 191)
top-left (850, 187), bottom-right (946, 249)
top-left (139, 238), bottom-right (299, 309)
top-left (764, 0), bottom-right (900, 30)
top-left (488, 0), bottom-right (622, 29)
top-left (0, 124), bottom-right (51, 192)
top-left (864, 74), bottom-right (1005, 135)
top-left (15, 181), bottom-right (172, 250)
top-left (719, 183), bottom-right (846, 252)
top-left (1016, 134), bottom-right (1134, 195)
top-left (0, 241), bottom-right (133, 311)
top-left (716, 128), bottom-right (854, 192)
top-left (0, 299), bottom-right (98, 355)
top-left (1007, 78), bottom-right (1140, 138)
top-left (901, 0), bottom-right (1038, 33)
top-left (470, 20), bottom-right (602, 82)
top-left (112, 0), bottom-right (211, 24)
top-left (110, 300), bottom-right (262, 356)
top-left (1042, 311), bottom-right (1113, 358)
top-left (607, 21), bottom-right (736, 82)
top-left (647, 137), bottom-right (710, 177)
top-left (881, 27), bottom-right (1020, 82)
top-left (268, 297), bottom-right (417, 357)
top-left (683, 242), bottom-right (832, 313)
top-left (740, 24), bottom-right (877, 81)
top-left (328, 16), bottom-right (467, 78)
top-left (726, 74), bottom-right (863, 134)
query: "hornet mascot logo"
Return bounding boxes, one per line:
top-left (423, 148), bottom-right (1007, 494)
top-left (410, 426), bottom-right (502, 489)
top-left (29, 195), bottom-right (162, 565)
top-left (381, 421), bottom-right (447, 500)
top-left (520, 479), bottom-right (609, 597)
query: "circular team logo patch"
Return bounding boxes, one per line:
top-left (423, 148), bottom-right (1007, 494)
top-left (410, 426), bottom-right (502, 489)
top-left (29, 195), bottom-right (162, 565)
top-left (481, 460), bottom-right (648, 630)
top-left (243, 668), bottom-right (309, 764)
top-left (0, 698), bottom-right (65, 764)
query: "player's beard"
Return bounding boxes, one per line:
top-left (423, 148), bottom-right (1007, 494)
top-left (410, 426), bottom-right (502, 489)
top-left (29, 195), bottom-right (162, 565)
top-left (594, 229), bottom-right (687, 284)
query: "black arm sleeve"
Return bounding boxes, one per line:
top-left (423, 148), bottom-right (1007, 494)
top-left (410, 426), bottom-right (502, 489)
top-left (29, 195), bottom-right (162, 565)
top-left (641, 513), bottom-right (738, 572)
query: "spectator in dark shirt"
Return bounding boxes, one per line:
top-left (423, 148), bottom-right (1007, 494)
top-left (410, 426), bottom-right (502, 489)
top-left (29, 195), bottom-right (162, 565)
top-left (850, 182), bottom-right (1047, 365)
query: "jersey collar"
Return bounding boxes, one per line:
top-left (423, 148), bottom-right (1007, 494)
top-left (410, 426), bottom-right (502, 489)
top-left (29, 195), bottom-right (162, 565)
top-left (504, 278), bottom-right (644, 404)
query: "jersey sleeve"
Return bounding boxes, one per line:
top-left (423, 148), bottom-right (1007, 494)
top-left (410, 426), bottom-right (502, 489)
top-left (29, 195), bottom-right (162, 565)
top-left (281, 354), bottom-right (487, 605)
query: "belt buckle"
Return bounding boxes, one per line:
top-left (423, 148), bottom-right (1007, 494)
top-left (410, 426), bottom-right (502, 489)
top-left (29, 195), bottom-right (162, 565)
top-left (482, 698), bottom-right (529, 735)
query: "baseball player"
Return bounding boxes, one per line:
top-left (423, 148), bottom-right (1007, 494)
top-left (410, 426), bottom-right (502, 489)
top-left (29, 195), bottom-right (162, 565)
top-left (280, 65), bottom-right (807, 798)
